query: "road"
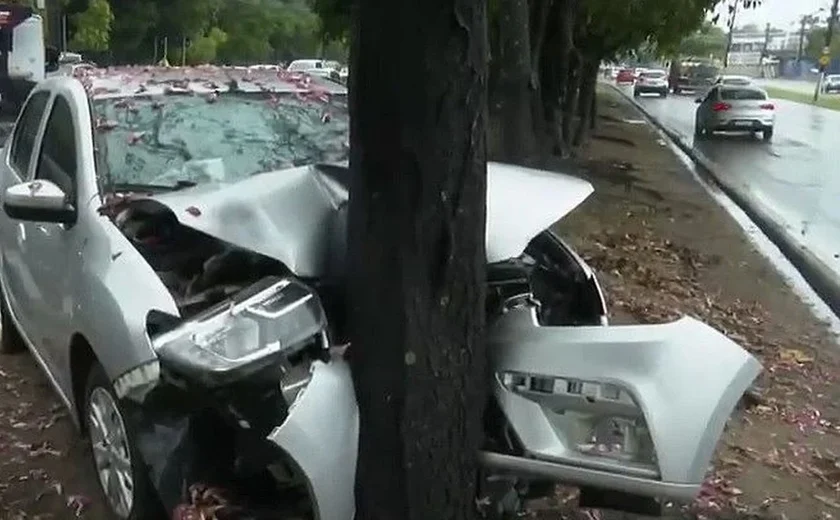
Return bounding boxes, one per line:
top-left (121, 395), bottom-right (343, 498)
top-left (617, 85), bottom-right (840, 282)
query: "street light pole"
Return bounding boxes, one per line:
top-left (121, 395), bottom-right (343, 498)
top-left (724, 0), bottom-right (739, 68)
top-left (814, 0), bottom-right (840, 102)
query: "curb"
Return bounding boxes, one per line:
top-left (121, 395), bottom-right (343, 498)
top-left (604, 83), bottom-right (840, 318)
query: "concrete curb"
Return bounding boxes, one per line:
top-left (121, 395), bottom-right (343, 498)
top-left (604, 83), bottom-right (840, 318)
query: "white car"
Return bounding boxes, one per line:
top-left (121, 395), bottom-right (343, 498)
top-left (286, 59), bottom-right (342, 83)
top-left (633, 69), bottom-right (668, 97)
top-left (712, 75), bottom-right (753, 87)
top-left (694, 85), bottom-right (775, 140)
top-left (0, 66), bottom-right (760, 519)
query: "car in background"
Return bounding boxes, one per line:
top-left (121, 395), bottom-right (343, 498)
top-left (616, 68), bottom-right (635, 85)
top-left (287, 59), bottom-right (343, 83)
top-left (694, 85), bottom-right (775, 141)
top-left (823, 74), bottom-right (840, 93)
top-left (634, 69), bottom-right (668, 97)
top-left (712, 75), bottom-right (753, 87)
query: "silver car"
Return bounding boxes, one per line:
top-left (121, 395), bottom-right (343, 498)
top-left (0, 67), bottom-right (761, 519)
top-left (694, 85), bottom-right (776, 141)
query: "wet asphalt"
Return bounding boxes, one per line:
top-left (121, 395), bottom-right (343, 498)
top-left (616, 85), bottom-right (840, 283)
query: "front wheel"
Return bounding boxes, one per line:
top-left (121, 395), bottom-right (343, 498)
top-left (85, 364), bottom-right (162, 520)
top-left (763, 128), bottom-right (773, 141)
top-left (694, 122), bottom-right (706, 139)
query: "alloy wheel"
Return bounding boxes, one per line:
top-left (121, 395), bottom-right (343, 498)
top-left (88, 386), bottom-right (135, 518)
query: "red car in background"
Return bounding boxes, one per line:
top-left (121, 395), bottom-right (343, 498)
top-left (616, 68), bottom-right (635, 85)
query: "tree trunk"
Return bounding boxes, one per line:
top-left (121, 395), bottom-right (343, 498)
top-left (347, 0), bottom-right (488, 519)
top-left (550, 0), bottom-right (577, 156)
top-left (528, 0), bottom-right (553, 153)
top-left (574, 56), bottom-right (598, 146)
top-left (496, 0), bottom-right (536, 162)
top-left (561, 49), bottom-right (580, 150)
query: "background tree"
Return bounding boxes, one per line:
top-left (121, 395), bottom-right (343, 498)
top-left (68, 0), bottom-right (113, 52)
top-left (346, 0), bottom-right (488, 518)
top-left (676, 22), bottom-right (727, 58)
top-left (806, 25), bottom-right (840, 60)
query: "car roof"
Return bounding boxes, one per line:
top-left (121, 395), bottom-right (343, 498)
top-left (68, 65), bottom-right (348, 101)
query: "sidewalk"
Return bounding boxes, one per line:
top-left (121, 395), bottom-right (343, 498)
top-left (535, 88), bottom-right (840, 519)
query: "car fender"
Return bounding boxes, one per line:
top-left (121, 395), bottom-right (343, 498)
top-left (66, 200), bottom-right (179, 393)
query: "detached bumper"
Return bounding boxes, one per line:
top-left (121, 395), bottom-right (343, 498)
top-left (267, 359), bottom-right (359, 520)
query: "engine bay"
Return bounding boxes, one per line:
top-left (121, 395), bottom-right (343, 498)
top-left (113, 199), bottom-right (292, 318)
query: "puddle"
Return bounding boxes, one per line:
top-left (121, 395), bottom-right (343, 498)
top-left (650, 123), bottom-right (840, 336)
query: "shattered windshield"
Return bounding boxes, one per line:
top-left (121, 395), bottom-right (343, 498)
top-left (92, 92), bottom-right (349, 189)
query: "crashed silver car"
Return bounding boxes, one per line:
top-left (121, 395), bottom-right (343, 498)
top-left (0, 67), bottom-right (761, 519)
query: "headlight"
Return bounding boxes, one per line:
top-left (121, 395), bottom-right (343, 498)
top-left (153, 277), bottom-right (329, 388)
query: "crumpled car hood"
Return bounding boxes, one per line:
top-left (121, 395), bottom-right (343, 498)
top-left (149, 162), bottom-right (593, 276)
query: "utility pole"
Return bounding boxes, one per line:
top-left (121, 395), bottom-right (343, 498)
top-left (798, 17), bottom-right (807, 62)
top-left (814, 0), bottom-right (840, 102)
top-left (724, 0), bottom-right (739, 68)
top-left (760, 22), bottom-right (771, 78)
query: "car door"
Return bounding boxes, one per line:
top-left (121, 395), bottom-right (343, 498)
top-left (698, 87), bottom-right (718, 127)
top-left (16, 94), bottom-right (81, 391)
top-left (483, 304), bottom-right (761, 502)
top-left (0, 90), bottom-right (51, 339)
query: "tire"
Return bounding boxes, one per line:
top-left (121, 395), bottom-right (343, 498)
top-left (84, 363), bottom-right (163, 520)
top-left (0, 290), bottom-right (26, 354)
top-left (661, 90), bottom-right (668, 98)
top-left (694, 122), bottom-right (705, 139)
top-left (763, 128), bottom-right (773, 141)
top-left (633, 90), bottom-right (640, 97)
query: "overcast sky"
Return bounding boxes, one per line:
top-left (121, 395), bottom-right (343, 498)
top-left (711, 0), bottom-right (831, 30)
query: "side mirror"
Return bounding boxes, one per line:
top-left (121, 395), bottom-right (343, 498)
top-left (3, 180), bottom-right (76, 224)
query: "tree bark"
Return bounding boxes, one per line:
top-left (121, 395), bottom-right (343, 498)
top-left (347, 0), bottom-right (488, 519)
top-left (496, 0), bottom-right (536, 162)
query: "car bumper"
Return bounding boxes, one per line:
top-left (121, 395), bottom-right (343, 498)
top-left (266, 358), bottom-right (359, 520)
top-left (634, 85), bottom-right (667, 93)
top-left (710, 118), bottom-right (774, 131)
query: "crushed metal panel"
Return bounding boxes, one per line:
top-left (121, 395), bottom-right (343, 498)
top-left (486, 162), bottom-right (594, 263)
top-left (150, 166), bottom-right (344, 277)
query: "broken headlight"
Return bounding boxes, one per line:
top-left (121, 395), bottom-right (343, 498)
top-left (153, 277), bottom-right (329, 388)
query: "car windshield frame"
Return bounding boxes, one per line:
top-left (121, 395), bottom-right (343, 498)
top-left (90, 90), bottom-right (349, 193)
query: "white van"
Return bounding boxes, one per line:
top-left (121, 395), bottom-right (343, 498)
top-left (0, 5), bottom-right (47, 112)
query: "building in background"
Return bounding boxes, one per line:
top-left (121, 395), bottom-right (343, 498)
top-left (725, 26), bottom-right (797, 76)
